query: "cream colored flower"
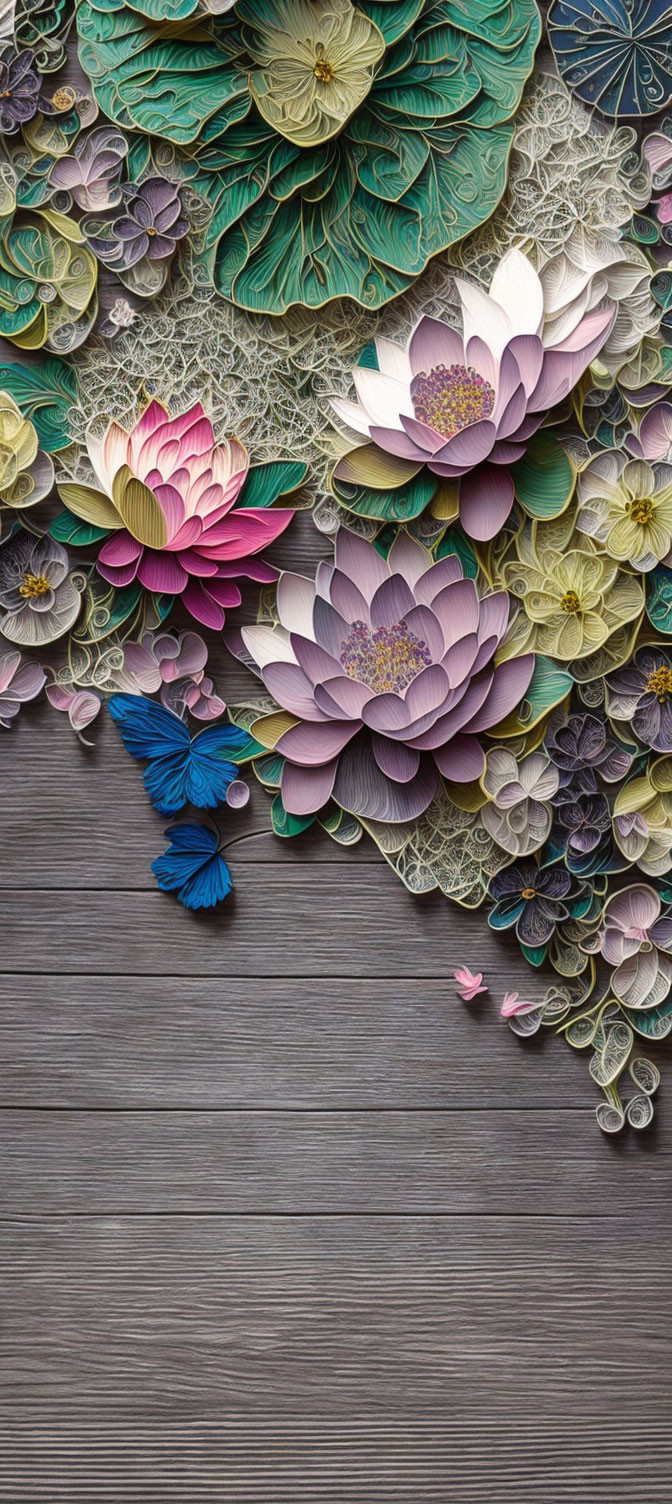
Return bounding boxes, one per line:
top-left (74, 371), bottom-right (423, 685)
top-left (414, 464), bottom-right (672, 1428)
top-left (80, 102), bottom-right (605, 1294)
top-left (241, 0), bottom-right (385, 147)
top-left (613, 758), bottom-right (672, 877)
top-left (502, 530), bottom-right (644, 661)
top-left (481, 746), bottom-right (559, 857)
top-left (0, 391), bottom-right (54, 511)
top-left (576, 450), bottom-right (672, 572)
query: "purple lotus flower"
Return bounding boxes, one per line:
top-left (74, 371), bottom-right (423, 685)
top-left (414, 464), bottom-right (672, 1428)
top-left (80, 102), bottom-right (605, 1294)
top-left (599, 883), bottom-right (672, 1008)
top-left (0, 649), bottom-right (45, 727)
top-left (49, 125), bottom-right (129, 213)
top-left (234, 528), bottom-right (535, 822)
top-left (0, 47), bottom-right (42, 134)
top-left (605, 645), bottom-right (672, 753)
top-left (84, 178), bottom-right (188, 271)
top-left (488, 860), bottom-right (584, 948)
top-left (544, 709), bottom-right (634, 790)
top-left (329, 248), bottom-right (615, 541)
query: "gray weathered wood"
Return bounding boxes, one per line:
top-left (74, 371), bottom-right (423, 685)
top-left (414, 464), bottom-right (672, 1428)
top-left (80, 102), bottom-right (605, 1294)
top-left (2, 1108), bottom-right (668, 1216)
top-left (0, 976), bottom-right (592, 1108)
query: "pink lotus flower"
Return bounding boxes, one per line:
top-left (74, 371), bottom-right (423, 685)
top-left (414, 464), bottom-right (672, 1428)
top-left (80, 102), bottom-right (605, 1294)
top-left (329, 248), bottom-right (615, 541)
top-left (232, 528), bottom-right (534, 822)
top-left (58, 401), bottom-right (295, 629)
top-left (454, 967), bottom-right (488, 1001)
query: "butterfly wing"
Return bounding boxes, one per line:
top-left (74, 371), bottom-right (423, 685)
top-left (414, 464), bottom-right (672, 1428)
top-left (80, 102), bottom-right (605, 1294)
top-left (185, 723), bottom-right (256, 809)
top-left (151, 823), bottom-right (232, 911)
top-left (109, 694), bottom-right (194, 815)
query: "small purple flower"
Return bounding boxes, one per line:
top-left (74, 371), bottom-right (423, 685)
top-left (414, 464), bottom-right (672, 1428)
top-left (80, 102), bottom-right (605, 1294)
top-left (0, 529), bottom-right (82, 646)
top-left (488, 860), bottom-right (585, 949)
top-left (84, 177), bottom-right (188, 272)
top-left (554, 790), bottom-right (611, 857)
top-left (599, 883), bottom-right (672, 1008)
top-left (606, 645), bottom-right (672, 752)
top-left (0, 47), bottom-right (42, 134)
top-left (544, 708), bottom-right (634, 790)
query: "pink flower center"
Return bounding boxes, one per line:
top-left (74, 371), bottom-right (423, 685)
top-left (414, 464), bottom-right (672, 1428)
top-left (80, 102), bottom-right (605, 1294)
top-left (411, 362), bottom-right (495, 439)
top-left (339, 619), bottom-right (432, 695)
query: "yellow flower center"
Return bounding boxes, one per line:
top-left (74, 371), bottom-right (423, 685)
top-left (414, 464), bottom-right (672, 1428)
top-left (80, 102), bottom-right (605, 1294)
top-left (313, 46), bottom-right (334, 83)
top-left (340, 618), bottom-right (432, 695)
top-left (51, 86), bottom-right (76, 111)
top-left (521, 887), bottom-right (536, 899)
top-left (628, 497), bottom-right (655, 525)
top-left (19, 572), bottom-right (50, 598)
top-left (560, 590), bottom-right (582, 614)
top-left (646, 666), bottom-right (672, 703)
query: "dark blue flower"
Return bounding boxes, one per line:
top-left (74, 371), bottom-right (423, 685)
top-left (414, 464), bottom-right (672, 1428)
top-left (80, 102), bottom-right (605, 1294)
top-left (549, 0), bottom-right (672, 119)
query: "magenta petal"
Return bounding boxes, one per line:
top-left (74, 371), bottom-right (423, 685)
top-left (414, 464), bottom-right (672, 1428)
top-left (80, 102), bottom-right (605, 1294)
top-left (181, 579), bottom-right (225, 629)
top-left (97, 557), bottom-right (140, 587)
top-left (277, 718), bottom-right (359, 766)
top-left (459, 465), bottom-right (514, 542)
top-left (175, 549), bottom-right (219, 577)
top-left (465, 654), bottom-right (535, 734)
top-left (98, 530), bottom-right (143, 567)
top-left (281, 757), bottom-right (338, 816)
top-left (137, 551), bottom-right (188, 593)
top-left (371, 732), bottom-right (420, 784)
top-left (200, 507), bottom-right (294, 561)
top-left (433, 734), bottom-right (485, 782)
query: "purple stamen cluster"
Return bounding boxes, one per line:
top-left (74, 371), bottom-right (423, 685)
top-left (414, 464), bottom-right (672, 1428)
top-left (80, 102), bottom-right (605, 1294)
top-left (339, 618), bottom-right (432, 695)
top-left (412, 362), bottom-right (495, 439)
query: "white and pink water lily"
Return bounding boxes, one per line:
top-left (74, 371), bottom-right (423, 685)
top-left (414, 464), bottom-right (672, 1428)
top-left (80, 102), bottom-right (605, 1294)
top-left (58, 400), bottom-right (295, 630)
top-left (231, 528), bottom-right (534, 822)
top-left (329, 248), bottom-right (615, 541)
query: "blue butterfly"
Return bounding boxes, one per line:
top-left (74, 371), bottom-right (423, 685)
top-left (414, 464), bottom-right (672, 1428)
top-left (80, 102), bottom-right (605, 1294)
top-left (152, 823), bottom-right (232, 911)
top-left (108, 694), bottom-right (254, 815)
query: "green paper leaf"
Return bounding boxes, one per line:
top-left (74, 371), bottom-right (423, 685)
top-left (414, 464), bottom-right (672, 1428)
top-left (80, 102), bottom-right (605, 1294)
top-left (0, 358), bottom-right (76, 451)
top-left (512, 431), bottom-right (575, 520)
top-left (646, 566), bottom-right (672, 635)
top-left (435, 525), bottom-right (478, 579)
top-left (271, 794), bottom-right (315, 838)
top-left (332, 469), bottom-right (437, 522)
top-left (490, 656), bottom-right (573, 737)
top-left (49, 512), bottom-right (111, 547)
top-left (520, 941), bottom-right (548, 968)
top-left (238, 461), bottom-right (307, 509)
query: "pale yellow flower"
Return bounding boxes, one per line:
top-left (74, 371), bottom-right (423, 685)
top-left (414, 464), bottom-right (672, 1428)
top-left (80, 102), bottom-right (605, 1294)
top-left (502, 530), bottom-right (644, 661)
top-left (576, 450), bottom-right (672, 572)
top-left (0, 390), bottom-right (53, 510)
top-left (612, 758), bottom-right (672, 877)
top-left (242, 0), bottom-right (385, 147)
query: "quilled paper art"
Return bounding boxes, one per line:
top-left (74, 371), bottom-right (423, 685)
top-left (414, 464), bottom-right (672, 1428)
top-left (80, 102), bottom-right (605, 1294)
top-left (328, 249), bottom-right (615, 538)
top-left (549, 0), bottom-right (672, 119)
top-left (454, 968), bottom-right (488, 1002)
top-left (55, 400), bottom-right (301, 629)
top-left (76, 0), bottom-right (542, 312)
top-left (229, 527), bottom-right (534, 820)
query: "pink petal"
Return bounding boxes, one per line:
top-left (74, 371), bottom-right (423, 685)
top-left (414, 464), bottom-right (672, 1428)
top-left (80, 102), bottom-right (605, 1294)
top-left (459, 465), bottom-right (514, 542)
top-left (371, 732), bottom-right (420, 784)
top-left (465, 655), bottom-right (535, 734)
top-left (98, 530), bottom-right (143, 567)
top-left (277, 718), bottom-right (359, 766)
top-left (281, 757), bottom-right (339, 816)
top-left (137, 551), bottom-right (188, 593)
top-left (433, 733), bottom-right (485, 782)
top-left (409, 315), bottom-right (464, 376)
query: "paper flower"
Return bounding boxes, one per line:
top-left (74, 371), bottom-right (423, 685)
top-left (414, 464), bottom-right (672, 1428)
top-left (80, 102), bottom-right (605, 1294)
top-left (599, 883), bottom-right (672, 1008)
top-left (82, 178), bottom-right (188, 298)
top-left (502, 531), bottom-right (644, 661)
top-left (454, 967), bottom-right (488, 1002)
top-left (488, 860), bottom-right (585, 950)
top-left (235, 528), bottom-right (534, 821)
top-left (76, 0), bottom-right (541, 313)
top-left (501, 991), bottom-right (538, 1017)
top-left (481, 747), bottom-right (559, 857)
top-left (45, 681), bottom-right (101, 741)
top-left (0, 648), bottom-right (45, 726)
top-left (119, 629), bottom-right (227, 722)
top-left (554, 788), bottom-right (611, 862)
top-left (612, 759), bottom-right (672, 876)
top-left (0, 46), bottom-right (41, 133)
top-left (576, 451), bottom-right (672, 572)
top-left (329, 249), bottom-right (615, 540)
top-left (544, 708), bottom-right (634, 790)
top-left (549, 0), bottom-right (672, 118)
top-left (0, 530), bottom-right (82, 645)
top-left (56, 400), bottom-right (296, 629)
top-left (49, 124), bottom-right (129, 212)
top-left (539, 231), bottom-right (658, 385)
top-left (627, 402), bottom-right (672, 462)
top-left (606, 644), bottom-right (672, 752)
top-left (0, 390), bottom-right (54, 510)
